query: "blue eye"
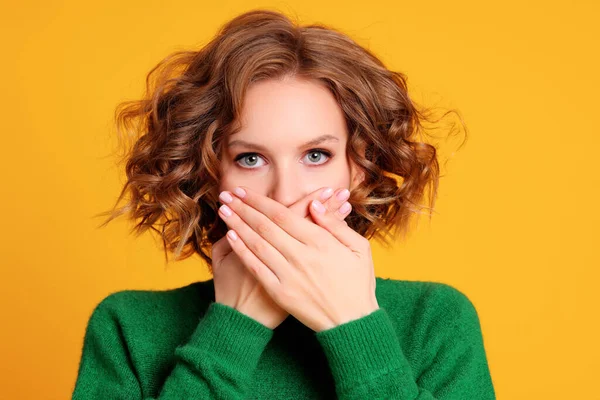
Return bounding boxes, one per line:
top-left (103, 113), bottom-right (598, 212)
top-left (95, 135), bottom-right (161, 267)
top-left (303, 150), bottom-right (330, 165)
top-left (234, 149), bottom-right (332, 169)
top-left (235, 153), bottom-right (266, 168)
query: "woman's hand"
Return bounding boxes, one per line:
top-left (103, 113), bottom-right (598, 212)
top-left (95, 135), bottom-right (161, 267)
top-left (217, 186), bottom-right (379, 333)
top-left (212, 187), bottom-right (355, 330)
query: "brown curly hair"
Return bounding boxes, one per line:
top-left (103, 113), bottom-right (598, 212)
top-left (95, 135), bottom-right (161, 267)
top-left (95, 9), bottom-right (467, 272)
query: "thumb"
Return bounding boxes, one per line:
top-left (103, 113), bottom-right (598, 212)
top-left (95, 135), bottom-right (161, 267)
top-left (211, 234), bottom-right (233, 263)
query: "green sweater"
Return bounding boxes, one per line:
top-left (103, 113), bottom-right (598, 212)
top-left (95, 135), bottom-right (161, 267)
top-left (72, 277), bottom-right (496, 399)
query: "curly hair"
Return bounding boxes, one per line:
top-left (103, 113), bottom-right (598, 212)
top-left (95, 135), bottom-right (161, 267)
top-left (95, 9), bottom-right (467, 272)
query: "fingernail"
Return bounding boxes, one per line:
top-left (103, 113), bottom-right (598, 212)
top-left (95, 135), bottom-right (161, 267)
top-left (311, 200), bottom-right (326, 213)
top-left (320, 187), bottom-right (333, 200)
top-left (233, 187), bottom-right (246, 198)
top-left (339, 202), bottom-right (351, 214)
top-left (219, 191), bottom-right (233, 204)
top-left (227, 230), bottom-right (238, 241)
top-left (336, 189), bottom-right (350, 201)
top-left (219, 204), bottom-right (233, 217)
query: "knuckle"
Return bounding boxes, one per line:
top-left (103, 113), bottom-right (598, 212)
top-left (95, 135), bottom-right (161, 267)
top-left (312, 235), bottom-right (329, 252)
top-left (286, 245), bottom-right (305, 265)
top-left (271, 209), bottom-right (288, 225)
top-left (256, 221), bottom-right (271, 235)
top-left (249, 237), bottom-right (267, 255)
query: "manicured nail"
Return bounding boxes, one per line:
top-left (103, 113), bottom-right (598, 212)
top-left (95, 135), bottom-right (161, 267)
top-left (339, 202), bottom-right (351, 214)
top-left (336, 189), bottom-right (350, 201)
top-left (219, 204), bottom-right (232, 217)
top-left (311, 200), bottom-right (326, 213)
top-left (219, 191), bottom-right (233, 204)
top-left (320, 187), bottom-right (334, 200)
top-left (227, 230), bottom-right (238, 241)
top-left (234, 187), bottom-right (246, 198)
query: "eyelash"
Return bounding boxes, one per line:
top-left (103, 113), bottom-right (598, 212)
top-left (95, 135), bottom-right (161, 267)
top-left (233, 148), bottom-right (333, 169)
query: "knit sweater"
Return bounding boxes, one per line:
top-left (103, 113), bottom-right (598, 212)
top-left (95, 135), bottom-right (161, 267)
top-left (71, 277), bottom-right (496, 399)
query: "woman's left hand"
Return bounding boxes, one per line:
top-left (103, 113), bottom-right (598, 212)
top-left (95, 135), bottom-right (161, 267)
top-left (217, 186), bottom-right (379, 332)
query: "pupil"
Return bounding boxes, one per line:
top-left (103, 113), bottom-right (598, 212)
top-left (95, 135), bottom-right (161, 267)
top-left (310, 152), bottom-right (321, 162)
top-left (247, 155), bottom-right (257, 165)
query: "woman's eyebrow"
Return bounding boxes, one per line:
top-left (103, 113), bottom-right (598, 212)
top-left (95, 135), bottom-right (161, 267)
top-left (227, 134), bottom-right (339, 151)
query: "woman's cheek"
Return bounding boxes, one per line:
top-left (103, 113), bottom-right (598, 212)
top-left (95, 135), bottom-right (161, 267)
top-left (218, 168), bottom-right (262, 194)
top-left (219, 159), bottom-right (247, 189)
top-left (324, 169), bottom-right (352, 192)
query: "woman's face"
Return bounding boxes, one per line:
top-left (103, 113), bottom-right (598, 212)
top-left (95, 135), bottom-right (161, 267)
top-left (219, 76), bottom-right (363, 208)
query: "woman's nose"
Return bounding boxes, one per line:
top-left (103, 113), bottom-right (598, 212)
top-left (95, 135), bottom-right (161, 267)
top-left (268, 172), bottom-right (304, 208)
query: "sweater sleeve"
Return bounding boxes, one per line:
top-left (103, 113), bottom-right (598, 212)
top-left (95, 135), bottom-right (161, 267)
top-left (72, 300), bottom-right (273, 400)
top-left (314, 284), bottom-right (496, 399)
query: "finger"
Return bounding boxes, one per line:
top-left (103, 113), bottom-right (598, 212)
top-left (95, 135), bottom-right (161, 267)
top-left (227, 186), bottom-right (324, 247)
top-left (211, 235), bottom-right (232, 263)
top-left (323, 188), bottom-right (352, 220)
top-left (289, 187), bottom-right (334, 218)
top-left (224, 229), bottom-right (281, 290)
top-left (218, 203), bottom-right (289, 279)
top-left (309, 199), bottom-right (368, 253)
top-left (289, 187), bottom-right (351, 222)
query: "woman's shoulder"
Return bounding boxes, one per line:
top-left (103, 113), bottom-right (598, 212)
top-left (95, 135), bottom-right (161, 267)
top-left (87, 279), bottom-right (215, 325)
top-left (374, 277), bottom-right (483, 330)
top-left (375, 277), bottom-right (475, 303)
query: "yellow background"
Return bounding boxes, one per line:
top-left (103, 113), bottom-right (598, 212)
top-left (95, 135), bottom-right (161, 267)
top-left (1, 1), bottom-right (598, 398)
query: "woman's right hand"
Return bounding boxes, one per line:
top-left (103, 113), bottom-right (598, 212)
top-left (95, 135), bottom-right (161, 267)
top-left (211, 187), bottom-right (352, 329)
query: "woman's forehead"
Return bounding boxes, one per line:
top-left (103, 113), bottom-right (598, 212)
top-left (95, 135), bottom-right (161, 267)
top-left (234, 78), bottom-right (348, 145)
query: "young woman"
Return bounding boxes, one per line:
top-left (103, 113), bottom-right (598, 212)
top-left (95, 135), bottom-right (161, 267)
top-left (72, 9), bottom-right (496, 399)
